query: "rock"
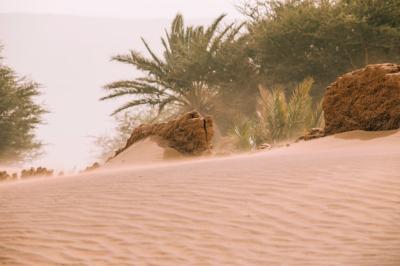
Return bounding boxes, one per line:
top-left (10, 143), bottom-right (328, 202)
top-left (114, 111), bottom-right (214, 157)
top-left (257, 143), bottom-right (272, 150)
top-left (297, 128), bottom-right (325, 142)
top-left (323, 63), bottom-right (400, 135)
top-left (83, 162), bottom-right (100, 172)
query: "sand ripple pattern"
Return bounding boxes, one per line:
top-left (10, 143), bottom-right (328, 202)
top-left (1, 131), bottom-right (400, 265)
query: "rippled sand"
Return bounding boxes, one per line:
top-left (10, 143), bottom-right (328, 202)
top-left (1, 130), bottom-right (400, 265)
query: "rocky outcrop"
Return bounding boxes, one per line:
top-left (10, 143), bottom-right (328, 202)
top-left (115, 111), bottom-right (214, 157)
top-left (257, 143), bottom-right (272, 150)
top-left (83, 162), bottom-right (100, 172)
top-left (323, 63), bottom-right (400, 135)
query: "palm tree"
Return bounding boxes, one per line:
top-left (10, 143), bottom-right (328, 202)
top-left (101, 14), bottom-right (243, 115)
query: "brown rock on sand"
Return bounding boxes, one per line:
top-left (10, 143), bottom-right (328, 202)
top-left (297, 128), bottom-right (325, 142)
top-left (323, 63), bottom-right (400, 134)
top-left (114, 111), bottom-right (214, 158)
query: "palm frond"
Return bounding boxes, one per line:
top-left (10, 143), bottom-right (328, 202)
top-left (141, 38), bottom-right (164, 67)
top-left (103, 80), bottom-right (165, 95)
top-left (205, 14), bottom-right (227, 42)
top-left (309, 98), bottom-right (325, 128)
top-left (100, 89), bottom-right (139, 100)
top-left (287, 77), bottom-right (313, 137)
top-left (226, 22), bottom-right (246, 42)
top-left (209, 22), bottom-right (235, 52)
top-left (111, 99), bottom-right (162, 115)
top-left (112, 51), bottom-right (165, 77)
top-left (230, 117), bottom-right (256, 150)
top-left (158, 96), bottom-right (179, 114)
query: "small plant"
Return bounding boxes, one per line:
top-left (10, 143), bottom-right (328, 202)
top-left (230, 117), bottom-right (256, 151)
top-left (256, 78), bottom-right (322, 143)
top-left (308, 98), bottom-right (325, 129)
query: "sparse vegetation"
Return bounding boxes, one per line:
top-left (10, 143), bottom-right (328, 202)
top-left (230, 117), bottom-right (257, 150)
top-left (228, 78), bottom-right (323, 150)
top-left (101, 0), bottom-right (399, 152)
top-left (0, 171), bottom-right (14, 181)
top-left (0, 166), bottom-right (54, 182)
top-left (256, 78), bottom-right (323, 144)
top-left (20, 167), bottom-right (54, 178)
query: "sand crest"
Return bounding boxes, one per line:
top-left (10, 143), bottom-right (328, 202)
top-left (103, 137), bottom-right (184, 169)
top-left (0, 130), bottom-right (400, 265)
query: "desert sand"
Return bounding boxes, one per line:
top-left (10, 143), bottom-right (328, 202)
top-left (1, 130), bottom-right (400, 265)
top-left (103, 138), bottom-right (184, 169)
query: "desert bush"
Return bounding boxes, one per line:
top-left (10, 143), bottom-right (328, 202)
top-left (229, 117), bottom-right (257, 150)
top-left (0, 171), bottom-right (10, 181)
top-left (256, 78), bottom-right (322, 143)
top-left (20, 167), bottom-right (53, 178)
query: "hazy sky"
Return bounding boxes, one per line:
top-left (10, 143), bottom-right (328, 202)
top-left (0, 1), bottom-right (243, 170)
top-left (0, 0), bottom-right (242, 19)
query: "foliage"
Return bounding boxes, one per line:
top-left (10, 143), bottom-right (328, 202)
top-left (309, 98), bottom-right (324, 129)
top-left (0, 53), bottom-right (46, 164)
top-left (230, 117), bottom-right (257, 150)
top-left (257, 87), bottom-right (288, 142)
top-left (101, 1), bottom-right (400, 148)
top-left (102, 14), bottom-right (245, 116)
top-left (242, 0), bottom-right (400, 95)
top-left (256, 78), bottom-right (322, 143)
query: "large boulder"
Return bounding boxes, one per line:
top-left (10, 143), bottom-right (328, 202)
top-left (323, 63), bottom-right (400, 135)
top-left (115, 111), bottom-right (214, 157)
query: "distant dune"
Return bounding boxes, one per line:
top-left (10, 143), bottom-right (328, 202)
top-left (1, 130), bottom-right (400, 265)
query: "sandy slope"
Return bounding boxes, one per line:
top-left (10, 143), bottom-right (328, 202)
top-left (103, 138), bottom-right (184, 169)
top-left (1, 130), bottom-right (400, 266)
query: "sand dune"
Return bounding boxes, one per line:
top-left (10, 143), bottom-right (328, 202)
top-left (1, 130), bottom-right (400, 265)
top-left (103, 137), bottom-right (184, 169)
